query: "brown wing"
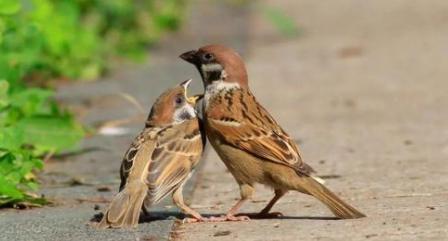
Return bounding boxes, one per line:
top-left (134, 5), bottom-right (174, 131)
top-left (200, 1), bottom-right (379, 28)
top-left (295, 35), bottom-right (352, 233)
top-left (145, 119), bottom-right (203, 204)
top-left (206, 89), bottom-right (313, 175)
top-left (119, 129), bottom-right (158, 191)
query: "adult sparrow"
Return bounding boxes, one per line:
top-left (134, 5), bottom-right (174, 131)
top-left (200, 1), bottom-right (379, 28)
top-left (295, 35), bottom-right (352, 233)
top-left (97, 79), bottom-right (206, 228)
top-left (180, 45), bottom-right (365, 221)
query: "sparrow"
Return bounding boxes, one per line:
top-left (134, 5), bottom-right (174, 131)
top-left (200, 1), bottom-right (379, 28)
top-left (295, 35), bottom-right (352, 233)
top-left (180, 45), bottom-right (366, 221)
top-left (97, 79), bottom-right (206, 228)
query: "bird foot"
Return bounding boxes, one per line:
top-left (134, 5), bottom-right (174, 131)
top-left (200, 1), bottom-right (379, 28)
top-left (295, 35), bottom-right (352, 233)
top-left (205, 214), bottom-right (250, 222)
top-left (182, 217), bottom-right (204, 223)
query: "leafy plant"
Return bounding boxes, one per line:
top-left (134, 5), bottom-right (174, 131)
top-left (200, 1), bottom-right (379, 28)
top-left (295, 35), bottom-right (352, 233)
top-left (76, 0), bottom-right (184, 60)
top-left (0, 0), bottom-right (184, 207)
top-left (0, 80), bottom-right (85, 206)
top-left (0, 0), bottom-right (184, 83)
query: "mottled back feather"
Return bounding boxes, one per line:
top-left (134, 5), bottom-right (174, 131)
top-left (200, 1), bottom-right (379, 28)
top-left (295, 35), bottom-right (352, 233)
top-left (205, 88), bottom-right (314, 175)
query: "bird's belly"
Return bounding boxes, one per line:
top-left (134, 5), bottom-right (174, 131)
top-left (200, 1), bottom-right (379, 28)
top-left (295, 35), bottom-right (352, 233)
top-left (208, 137), bottom-right (265, 185)
top-left (208, 134), bottom-right (302, 190)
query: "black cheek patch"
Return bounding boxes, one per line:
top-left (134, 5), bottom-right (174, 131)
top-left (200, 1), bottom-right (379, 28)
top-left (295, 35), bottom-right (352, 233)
top-left (207, 70), bottom-right (222, 81)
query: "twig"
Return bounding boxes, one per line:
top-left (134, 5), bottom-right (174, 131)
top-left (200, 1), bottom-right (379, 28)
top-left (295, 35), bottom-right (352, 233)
top-left (117, 92), bottom-right (146, 114)
top-left (43, 151), bottom-right (55, 163)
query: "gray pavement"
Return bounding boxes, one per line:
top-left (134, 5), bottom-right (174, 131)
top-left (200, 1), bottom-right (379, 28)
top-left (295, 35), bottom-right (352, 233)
top-left (2, 0), bottom-right (448, 241)
top-left (0, 0), bottom-right (250, 240)
top-left (178, 0), bottom-right (448, 240)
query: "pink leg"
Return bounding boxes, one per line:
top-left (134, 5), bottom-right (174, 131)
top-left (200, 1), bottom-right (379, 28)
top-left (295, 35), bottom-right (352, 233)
top-left (207, 184), bottom-right (254, 222)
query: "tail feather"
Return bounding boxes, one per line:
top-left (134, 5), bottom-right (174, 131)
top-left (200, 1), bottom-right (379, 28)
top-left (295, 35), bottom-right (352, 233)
top-left (298, 176), bottom-right (366, 219)
top-left (97, 181), bottom-right (147, 229)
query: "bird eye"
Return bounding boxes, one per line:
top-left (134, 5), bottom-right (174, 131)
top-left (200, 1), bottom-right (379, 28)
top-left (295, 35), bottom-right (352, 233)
top-left (175, 96), bottom-right (184, 105)
top-left (202, 53), bottom-right (214, 61)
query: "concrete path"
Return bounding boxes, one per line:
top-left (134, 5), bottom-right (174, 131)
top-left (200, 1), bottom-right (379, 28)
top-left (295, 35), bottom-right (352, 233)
top-left (1, 0), bottom-right (447, 240)
top-left (178, 1), bottom-right (448, 240)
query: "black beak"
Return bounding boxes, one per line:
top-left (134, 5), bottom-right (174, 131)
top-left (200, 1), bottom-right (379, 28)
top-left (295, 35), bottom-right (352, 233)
top-left (179, 50), bottom-right (198, 64)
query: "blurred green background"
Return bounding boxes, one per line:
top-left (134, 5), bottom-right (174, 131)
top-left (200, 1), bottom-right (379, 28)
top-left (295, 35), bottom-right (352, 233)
top-left (0, 0), bottom-right (184, 207)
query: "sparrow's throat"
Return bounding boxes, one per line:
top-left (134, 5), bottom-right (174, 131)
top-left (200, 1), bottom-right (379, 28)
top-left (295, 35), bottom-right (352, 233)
top-left (203, 80), bottom-right (240, 109)
top-left (173, 104), bottom-right (196, 124)
top-left (200, 63), bottom-right (224, 83)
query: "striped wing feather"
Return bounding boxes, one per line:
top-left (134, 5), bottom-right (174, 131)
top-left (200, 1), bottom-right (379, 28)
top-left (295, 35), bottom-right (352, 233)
top-left (145, 119), bottom-right (203, 204)
top-left (207, 89), bottom-right (313, 175)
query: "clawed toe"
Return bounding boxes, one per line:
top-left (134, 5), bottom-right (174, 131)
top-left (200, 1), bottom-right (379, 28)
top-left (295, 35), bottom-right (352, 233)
top-left (202, 214), bottom-right (250, 222)
top-left (182, 218), bottom-right (200, 223)
top-left (204, 216), bottom-right (227, 222)
top-left (227, 214), bottom-right (250, 221)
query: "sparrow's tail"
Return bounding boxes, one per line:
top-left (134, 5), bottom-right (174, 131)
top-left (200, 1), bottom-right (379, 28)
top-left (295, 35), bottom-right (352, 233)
top-left (97, 181), bottom-right (147, 229)
top-left (296, 176), bottom-right (366, 219)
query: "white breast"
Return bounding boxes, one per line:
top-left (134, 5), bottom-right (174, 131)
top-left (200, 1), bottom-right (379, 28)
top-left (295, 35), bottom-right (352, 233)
top-left (203, 80), bottom-right (240, 110)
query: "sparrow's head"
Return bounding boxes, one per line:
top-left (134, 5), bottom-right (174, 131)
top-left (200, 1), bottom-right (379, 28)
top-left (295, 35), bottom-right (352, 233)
top-left (179, 45), bottom-right (248, 89)
top-left (146, 79), bottom-right (201, 127)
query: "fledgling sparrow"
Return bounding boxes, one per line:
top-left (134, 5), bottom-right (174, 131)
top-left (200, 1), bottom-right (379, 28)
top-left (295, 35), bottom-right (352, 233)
top-left (180, 45), bottom-right (365, 221)
top-left (97, 79), bottom-right (205, 228)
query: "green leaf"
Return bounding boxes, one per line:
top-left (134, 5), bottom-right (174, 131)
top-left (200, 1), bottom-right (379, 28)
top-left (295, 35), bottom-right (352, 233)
top-left (0, 175), bottom-right (24, 199)
top-left (263, 6), bottom-right (300, 37)
top-left (9, 88), bottom-right (53, 116)
top-left (0, 0), bottom-right (21, 15)
top-left (16, 116), bottom-right (84, 152)
top-left (80, 62), bottom-right (101, 80)
top-left (0, 18), bottom-right (5, 44)
top-left (25, 181), bottom-right (39, 191)
top-left (0, 149), bottom-right (43, 206)
top-left (0, 80), bottom-right (9, 108)
top-left (0, 126), bottom-right (24, 150)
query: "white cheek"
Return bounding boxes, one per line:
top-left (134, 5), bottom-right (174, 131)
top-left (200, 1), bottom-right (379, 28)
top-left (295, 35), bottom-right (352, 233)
top-left (173, 104), bottom-right (196, 124)
top-left (185, 104), bottom-right (196, 118)
top-left (201, 63), bottom-right (223, 72)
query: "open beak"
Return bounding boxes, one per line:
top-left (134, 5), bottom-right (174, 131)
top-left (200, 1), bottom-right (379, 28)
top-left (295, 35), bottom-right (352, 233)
top-left (180, 79), bottom-right (192, 100)
top-left (180, 79), bottom-right (192, 89)
top-left (187, 94), bottom-right (203, 105)
top-left (179, 50), bottom-right (198, 64)
top-left (180, 79), bottom-right (201, 105)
